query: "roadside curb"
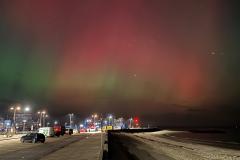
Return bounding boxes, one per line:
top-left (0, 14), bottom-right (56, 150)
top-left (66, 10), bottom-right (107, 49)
top-left (99, 132), bottom-right (108, 160)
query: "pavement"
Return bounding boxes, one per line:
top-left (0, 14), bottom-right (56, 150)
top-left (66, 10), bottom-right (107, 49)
top-left (0, 134), bottom-right (24, 141)
top-left (40, 133), bottom-right (102, 160)
top-left (0, 133), bottom-right (102, 160)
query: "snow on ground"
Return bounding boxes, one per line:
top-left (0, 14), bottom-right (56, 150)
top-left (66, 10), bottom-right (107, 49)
top-left (127, 130), bottom-right (240, 160)
top-left (142, 130), bottom-right (187, 135)
top-left (0, 134), bottom-right (25, 141)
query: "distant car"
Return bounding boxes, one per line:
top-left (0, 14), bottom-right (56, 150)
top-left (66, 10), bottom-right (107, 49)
top-left (38, 127), bottom-right (54, 137)
top-left (53, 125), bottom-right (65, 137)
top-left (80, 128), bottom-right (87, 133)
top-left (20, 133), bottom-right (45, 143)
top-left (73, 129), bottom-right (79, 134)
top-left (65, 128), bottom-right (73, 135)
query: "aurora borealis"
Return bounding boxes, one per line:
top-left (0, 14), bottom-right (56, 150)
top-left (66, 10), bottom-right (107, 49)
top-left (0, 0), bottom-right (239, 126)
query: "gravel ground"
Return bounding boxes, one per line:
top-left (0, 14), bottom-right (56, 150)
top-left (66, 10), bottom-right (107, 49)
top-left (132, 131), bottom-right (240, 160)
top-left (108, 132), bottom-right (174, 160)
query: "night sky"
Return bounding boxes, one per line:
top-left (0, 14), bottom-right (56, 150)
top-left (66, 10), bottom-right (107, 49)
top-left (0, 0), bottom-right (239, 126)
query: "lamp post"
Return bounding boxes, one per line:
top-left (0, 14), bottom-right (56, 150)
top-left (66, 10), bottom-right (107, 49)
top-left (108, 115), bottom-right (113, 126)
top-left (86, 119), bottom-right (91, 130)
top-left (22, 106), bottom-right (31, 131)
top-left (38, 111), bottom-right (46, 128)
top-left (43, 114), bottom-right (48, 127)
top-left (10, 105), bottom-right (21, 133)
top-left (92, 114), bottom-right (98, 125)
top-left (23, 120), bottom-right (27, 132)
top-left (129, 117), bottom-right (133, 129)
top-left (69, 113), bottom-right (74, 128)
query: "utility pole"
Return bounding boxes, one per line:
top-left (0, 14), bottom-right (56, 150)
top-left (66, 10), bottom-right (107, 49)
top-left (69, 113), bottom-right (74, 128)
top-left (10, 105), bottom-right (21, 134)
top-left (38, 111), bottom-right (46, 128)
top-left (43, 115), bottom-right (45, 127)
top-left (39, 114), bottom-right (42, 127)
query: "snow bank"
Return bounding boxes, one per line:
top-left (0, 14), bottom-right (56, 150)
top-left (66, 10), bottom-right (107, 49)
top-left (128, 132), bottom-right (240, 160)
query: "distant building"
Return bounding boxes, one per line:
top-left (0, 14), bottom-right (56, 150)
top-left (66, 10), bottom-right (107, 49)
top-left (15, 113), bottom-right (32, 123)
top-left (15, 113), bottom-right (33, 131)
top-left (113, 118), bottom-right (124, 130)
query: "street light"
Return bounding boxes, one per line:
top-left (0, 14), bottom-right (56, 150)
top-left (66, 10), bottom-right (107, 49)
top-left (92, 113), bottom-right (98, 125)
top-left (69, 113), bottom-right (74, 128)
top-left (38, 110), bottom-right (47, 127)
top-left (92, 114), bottom-right (98, 119)
top-left (22, 106), bottom-right (31, 131)
top-left (129, 118), bottom-right (133, 129)
top-left (108, 115), bottom-right (113, 126)
top-left (24, 107), bottom-right (30, 112)
top-left (43, 114), bottom-right (49, 127)
top-left (86, 119), bottom-right (91, 123)
top-left (10, 106), bottom-right (21, 126)
top-left (104, 120), bottom-right (108, 125)
top-left (54, 121), bottom-right (58, 125)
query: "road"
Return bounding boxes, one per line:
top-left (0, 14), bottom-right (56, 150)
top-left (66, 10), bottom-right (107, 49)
top-left (0, 133), bottom-right (102, 160)
top-left (2, 131), bottom-right (240, 160)
top-left (107, 131), bottom-right (240, 160)
top-left (0, 134), bottom-right (25, 141)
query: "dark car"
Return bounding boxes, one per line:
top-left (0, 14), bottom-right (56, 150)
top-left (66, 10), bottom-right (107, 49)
top-left (53, 125), bottom-right (65, 137)
top-left (20, 133), bottom-right (45, 143)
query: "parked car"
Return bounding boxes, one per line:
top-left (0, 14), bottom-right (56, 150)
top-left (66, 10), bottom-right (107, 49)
top-left (53, 125), bottom-right (65, 137)
top-left (38, 127), bottom-right (54, 137)
top-left (20, 133), bottom-right (45, 143)
top-left (79, 128), bottom-right (87, 133)
top-left (65, 128), bottom-right (73, 135)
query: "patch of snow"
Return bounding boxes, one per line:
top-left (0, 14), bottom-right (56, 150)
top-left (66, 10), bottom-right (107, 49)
top-left (122, 132), bottom-right (240, 160)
